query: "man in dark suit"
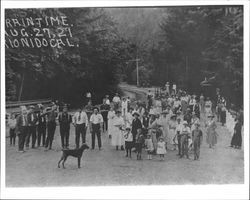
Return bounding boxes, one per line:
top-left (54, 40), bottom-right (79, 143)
top-left (58, 106), bottom-right (72, 149)
top-left (25, 106), bottom-right (38, 149)
top-left (15, 106), bottom-right (29, 152)
top-left (45, 105), bottom-right (58, 150)
top-left (37, 105), bottom-right (47, 147)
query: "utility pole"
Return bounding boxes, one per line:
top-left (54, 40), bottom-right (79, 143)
top-left (128, 58), bottom-right (140, 87)
top-left (185, 56), bottom-right (188, 89)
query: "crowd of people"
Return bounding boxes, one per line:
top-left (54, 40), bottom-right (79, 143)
top-left (7, 83), bottom-right (244, 162)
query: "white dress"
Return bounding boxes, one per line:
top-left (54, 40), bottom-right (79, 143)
top-left (157, 141), bottom-right (167, 154)
top-left (112, 116), bottom-right (125, 146)
top-left (107, 110), bottom-right (116, 137)
top-left (205, 100), bottom-right (212, 115)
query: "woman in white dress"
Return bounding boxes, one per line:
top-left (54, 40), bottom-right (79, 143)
top-left (107, 107), bottom-right (116, 139)
top-left (112, 110), bottom-right (125, 150)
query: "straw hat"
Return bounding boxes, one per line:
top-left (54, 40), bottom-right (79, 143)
top-left (132, 111), bottom-right (140, 117)
top-left (183, 121), bottom-right (188, 125)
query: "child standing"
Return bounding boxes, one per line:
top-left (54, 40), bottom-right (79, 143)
top-left (192, 122), bottom-right (203, 160)
top-left (145, 134), bottom-right (154, 160)
top-left (157, 137), bottom-right (167, 161)
top-left (135, 128), bottom-right (144, 160)
top-left (123, 126), bottom-right (133, 158)
top-left (8, 113), bottom-right (17, 146)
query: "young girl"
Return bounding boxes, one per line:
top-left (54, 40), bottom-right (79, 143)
top-left (8, 113), bottom-right (17, 146)
top-left (157, 137), bottom-right (167, 161)
top-left (135, 129), bottom-right (144, 160)
top-left (123, 126), bottom-right (133, 158)
top-left (145, 134), bottom-right (154, 160)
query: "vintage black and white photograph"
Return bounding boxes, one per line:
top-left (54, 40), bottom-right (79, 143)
top-left (1, 0), bottom-right (249, 199)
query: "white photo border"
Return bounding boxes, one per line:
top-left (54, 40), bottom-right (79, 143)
top-left (1, 0), bottom-right (249, 199)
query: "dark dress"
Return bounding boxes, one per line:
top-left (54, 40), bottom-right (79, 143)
top-left (131, 118), bottom-right (142, 143)
top-left (231, 122), bottom-right (242, 148)
top-left (220, 109), bottom-right (226, 125)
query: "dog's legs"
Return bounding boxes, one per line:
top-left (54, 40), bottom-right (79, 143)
top-left (62, 156), bottom-right (68, 169)
top-left (78, 157), bottom-right (81, 168)
top-left (58, 155), bottom-right (64, 168)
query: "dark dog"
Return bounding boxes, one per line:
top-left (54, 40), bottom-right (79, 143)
top-left (58, 143), bottom-right (89, 169)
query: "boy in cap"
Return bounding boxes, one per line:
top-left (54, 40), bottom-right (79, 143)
top-left (123, 126), bottom-right (133, 158)
top-left (192, 122), bottom-right (203, 160)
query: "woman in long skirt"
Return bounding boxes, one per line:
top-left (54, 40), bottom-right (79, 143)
top-left (205, 114), bottom-right (217, 148)
top-left (148, 114), bottom-right (158, 153)
top-left (112, 110), bottom-right (125, 150)
top-left (168, 115), bottom-right (177, 150)
top-left (230, 118), bottom-right (242, 149)
top-left (107, 106), bottom-right (116, 139)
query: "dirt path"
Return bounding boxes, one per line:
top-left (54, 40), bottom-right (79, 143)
top-left (5, 84), bottom-right (244, 186)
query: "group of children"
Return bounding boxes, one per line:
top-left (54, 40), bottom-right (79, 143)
top-left (121, 120), bottom-right (203, 161)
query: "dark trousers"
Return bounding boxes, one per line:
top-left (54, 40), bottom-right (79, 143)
top-left (91, 124), bottom-right (101, 149)
top-left (25, 126), bottom-right (37, 148)
top-left (180, 134), bottom-right (189, 158)
top-left (75, 123), bottom-right (86, 148)
top-left (193, 138), bottom-right (201, 160)
top-left (9, 128), bottom-right (16, 145)
top-left (45, 122), bottom-right (56, 149)
top-left (37, 125), bottom-right (46, 146)
top-left (103, 119), bottom-right (108, 132)
top-left (60, 125), bottom-right (70, 148)
top-left (177, 133), bottom-right (181, 155)
top-left (18, 126), bottom-right (28, 151)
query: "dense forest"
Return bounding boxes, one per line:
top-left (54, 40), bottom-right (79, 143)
top-left (5, 6), bottom-right (243, 108)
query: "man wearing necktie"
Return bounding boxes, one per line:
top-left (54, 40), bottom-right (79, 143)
top-left (90, 107), bottom-right (103, 150)
top-left (25, 106), bottom-right (38, 149)
top-left (15, 106), bottom-right (29, 152)
top-left (73, 107), bottom-right (88, 148)
top-left (59, 106), bottom-right (72, 149)
top-left (37, 105), bottom-right (47, 147)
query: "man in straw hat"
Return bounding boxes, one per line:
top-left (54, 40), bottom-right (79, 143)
top-left (192, 122), bottom-right (203, 160)
top-left (15, 106), bottom-right (29, 152)
top-left (25, 105), bottom-right (38, 149)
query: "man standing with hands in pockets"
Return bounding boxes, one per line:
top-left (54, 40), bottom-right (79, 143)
top-left (73, 106), bottom-right (88, 149)
top-left (90, 107), bottom-right (103, 150)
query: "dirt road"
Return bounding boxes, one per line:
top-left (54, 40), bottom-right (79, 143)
top-left (5, 84), bottom-right (244, 186)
